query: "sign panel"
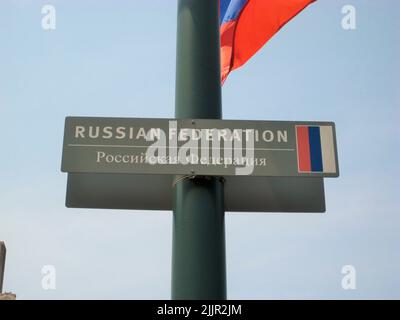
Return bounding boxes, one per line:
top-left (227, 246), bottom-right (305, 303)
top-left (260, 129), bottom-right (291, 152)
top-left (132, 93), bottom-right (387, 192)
top-left (66, 173), bottom-right (326, 213)
top-left (62, 117), bottom-right (339, 178)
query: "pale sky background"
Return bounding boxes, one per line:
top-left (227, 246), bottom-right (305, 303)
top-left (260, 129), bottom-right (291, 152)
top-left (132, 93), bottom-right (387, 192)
top-left (0, 0), bottom-right (399, 299)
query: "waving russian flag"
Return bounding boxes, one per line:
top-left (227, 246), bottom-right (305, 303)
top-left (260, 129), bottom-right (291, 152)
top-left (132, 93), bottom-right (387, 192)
top-left (220, 0), bottom-right (316, 83)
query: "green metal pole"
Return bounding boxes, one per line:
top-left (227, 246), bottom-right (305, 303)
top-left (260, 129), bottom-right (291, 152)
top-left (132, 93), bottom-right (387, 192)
top-left (172, 0), bottom-right (226, 300)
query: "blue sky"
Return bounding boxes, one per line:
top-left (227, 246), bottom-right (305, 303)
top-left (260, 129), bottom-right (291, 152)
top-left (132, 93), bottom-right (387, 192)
top-left (0, 0), bottom-right (399, 299)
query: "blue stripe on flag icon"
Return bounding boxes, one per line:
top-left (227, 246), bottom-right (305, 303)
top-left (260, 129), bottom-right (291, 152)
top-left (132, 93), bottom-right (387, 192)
top-left (308, 126), bottom-right (323, 172)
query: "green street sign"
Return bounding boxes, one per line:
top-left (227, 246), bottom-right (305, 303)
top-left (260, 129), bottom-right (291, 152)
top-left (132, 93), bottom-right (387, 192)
top-left (65, 173), bottom-right (326, 212)
top-left (61, 117), bottom-right (339, 178)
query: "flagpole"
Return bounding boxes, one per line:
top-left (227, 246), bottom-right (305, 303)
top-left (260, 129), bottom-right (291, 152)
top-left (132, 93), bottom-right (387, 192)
top-left (172, 0), bottom-right (226, 300)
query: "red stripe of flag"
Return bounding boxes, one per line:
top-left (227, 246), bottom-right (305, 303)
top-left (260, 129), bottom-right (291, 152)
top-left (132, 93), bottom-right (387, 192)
top-left (297, 126), bottom-right (311, 172)
top-left (220, 20), bottom-right (237, 83)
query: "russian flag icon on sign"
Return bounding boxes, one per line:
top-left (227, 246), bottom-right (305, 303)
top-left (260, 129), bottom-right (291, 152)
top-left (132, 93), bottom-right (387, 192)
top-left (296, 125), bottom-right (337, 175)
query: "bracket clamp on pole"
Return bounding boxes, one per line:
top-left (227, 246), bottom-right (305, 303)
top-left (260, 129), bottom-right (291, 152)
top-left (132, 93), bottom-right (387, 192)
top-left (172, 174), bottom-right (197, 187)
top-left (172, 175), bottom-right (226, 188)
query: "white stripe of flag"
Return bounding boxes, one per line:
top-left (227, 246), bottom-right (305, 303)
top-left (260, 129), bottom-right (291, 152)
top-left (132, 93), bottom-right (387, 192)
top-left (320, 126), bottom-right (336, 174)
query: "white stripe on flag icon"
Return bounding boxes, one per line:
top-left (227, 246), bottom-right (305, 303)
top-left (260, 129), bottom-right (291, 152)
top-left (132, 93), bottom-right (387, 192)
top-left (319, 126), bottom-right (336, 174)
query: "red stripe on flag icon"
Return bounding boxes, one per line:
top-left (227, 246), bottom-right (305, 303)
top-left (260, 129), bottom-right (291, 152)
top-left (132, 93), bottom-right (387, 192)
top-left (296, 126), bottom-right (312, 172)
